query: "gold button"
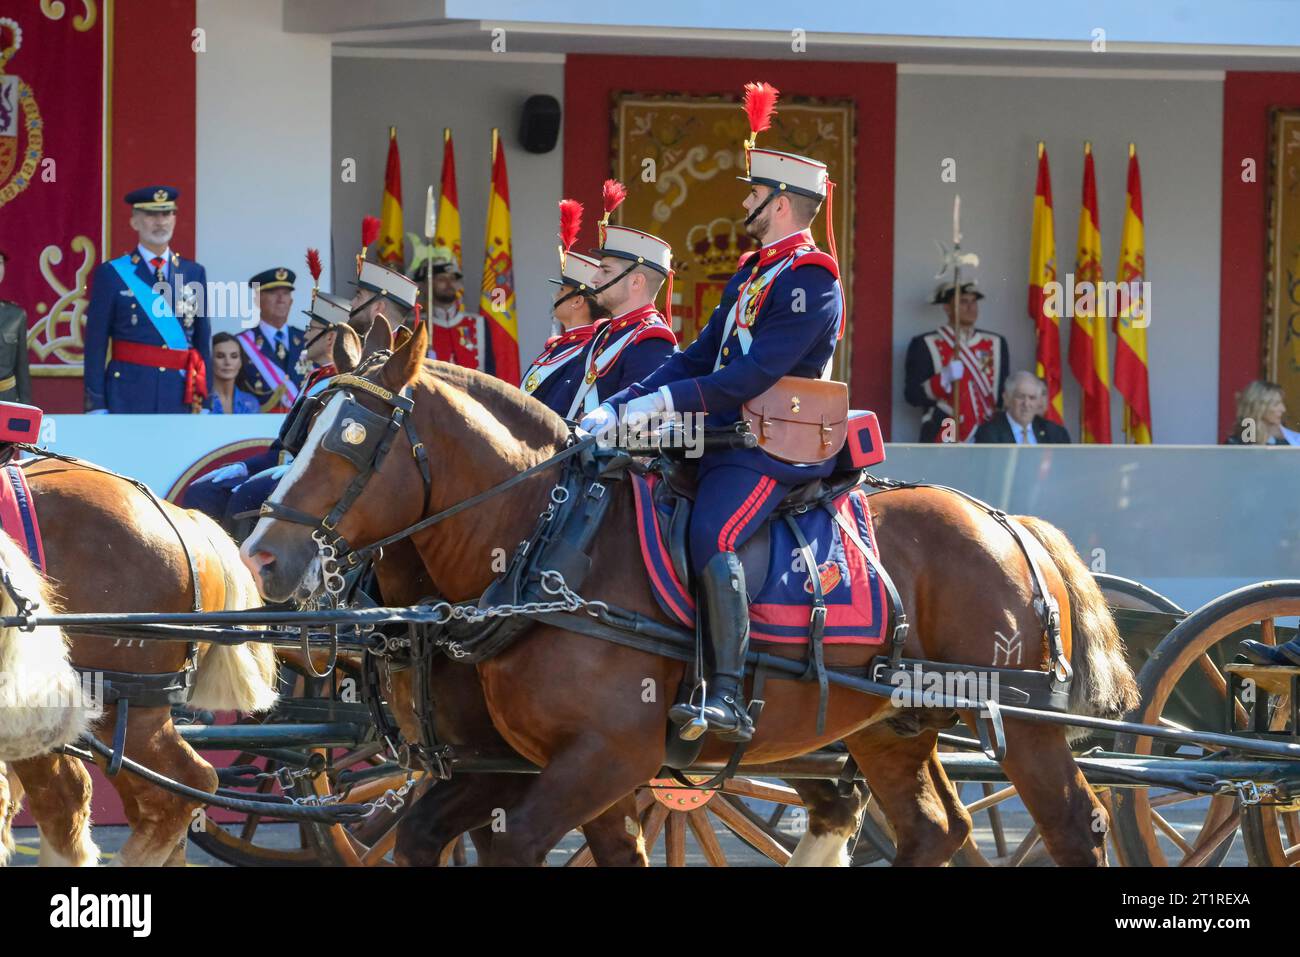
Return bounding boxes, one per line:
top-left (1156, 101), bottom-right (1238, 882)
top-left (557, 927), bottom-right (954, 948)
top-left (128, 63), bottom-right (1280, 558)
top-left (722, 347), bottom-right (729, 356)
top-left (159, 366), bottom-right (166, 372)
top-left (113, 371), bottom-right (120, 378)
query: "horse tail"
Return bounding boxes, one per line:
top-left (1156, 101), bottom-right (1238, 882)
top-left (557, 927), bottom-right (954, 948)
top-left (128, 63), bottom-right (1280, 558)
top-left (186, 513), bottom-right (279, 714)
top-left (0, 533), bottom-right (90, 761)
top-left (1012, 515), bottom-right (1139, 722)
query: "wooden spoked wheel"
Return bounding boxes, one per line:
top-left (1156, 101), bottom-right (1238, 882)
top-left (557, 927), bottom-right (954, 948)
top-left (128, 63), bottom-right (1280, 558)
top-left (564, 776), bottom-right (805, 866)
top-left (1112, 581), bottom-right (1300, 867)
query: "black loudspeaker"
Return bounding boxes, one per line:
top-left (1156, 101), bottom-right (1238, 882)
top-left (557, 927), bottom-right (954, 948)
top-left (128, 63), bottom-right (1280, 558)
top-left (519, 94), bottom-right (562, 154)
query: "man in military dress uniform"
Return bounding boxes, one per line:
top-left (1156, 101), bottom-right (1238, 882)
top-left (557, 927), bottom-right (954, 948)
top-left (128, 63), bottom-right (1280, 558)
top-left (0, 251), bottom-right (32, 403)
top-left (235, 267), bottom-right (309, 413)
top-left (418, 247), bottom-right (485, 369)
top-left (522, 195), bottom-right (674, 418)
top-left (903, 280), bottom-right (1010, 442)
top-left (583, 84), bottom-right (844, 741)
top-left (84, 186), bottom-right (210, 413)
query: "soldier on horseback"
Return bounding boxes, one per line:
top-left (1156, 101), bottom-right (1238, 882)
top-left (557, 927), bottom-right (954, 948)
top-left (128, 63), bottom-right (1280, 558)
top-left (581, 82), bottom-right (845, 743)
top-left (521, 191), bottom-right (676, 416)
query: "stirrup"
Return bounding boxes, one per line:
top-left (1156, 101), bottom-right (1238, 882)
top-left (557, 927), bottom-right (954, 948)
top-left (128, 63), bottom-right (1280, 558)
top-left (669, 681), bottom-right (711, 741)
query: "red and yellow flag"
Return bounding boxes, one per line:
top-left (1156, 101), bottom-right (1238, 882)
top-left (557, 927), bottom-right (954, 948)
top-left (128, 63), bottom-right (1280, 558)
top-left (1069, 143), bottom-right (1112, 444)
top-left (1028, 142), bottom-right (1064, 425)
top-left (434, 128), bottom-right (462, 270)
top-left (479, 129), bottom-right (520, 386)
top-left (1114, 144), bottom-right (1152, 444)
top-left (379, 127), bottom-right (404, 266)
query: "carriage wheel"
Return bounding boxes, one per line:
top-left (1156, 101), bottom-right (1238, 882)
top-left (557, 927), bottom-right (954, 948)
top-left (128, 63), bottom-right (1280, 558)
top-left (188, 656), bottom-right (426, 867)
top-left (1112, 580), bottom-right (1300, 867)
top-left (563, 776), bottom-right (804, 866)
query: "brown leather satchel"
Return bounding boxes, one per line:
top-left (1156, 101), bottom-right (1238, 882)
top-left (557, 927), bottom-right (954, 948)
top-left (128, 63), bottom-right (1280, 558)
top-left (741, 376), bottom-right (849, 464)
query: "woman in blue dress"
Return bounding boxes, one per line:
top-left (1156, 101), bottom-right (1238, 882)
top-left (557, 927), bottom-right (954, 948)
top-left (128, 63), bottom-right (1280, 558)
top-left (208, 332), bottom-right (259, 414)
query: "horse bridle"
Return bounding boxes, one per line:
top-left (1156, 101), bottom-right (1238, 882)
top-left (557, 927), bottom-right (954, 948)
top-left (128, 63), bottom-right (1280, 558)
top-left (256, 359), bottom-right (432, 572)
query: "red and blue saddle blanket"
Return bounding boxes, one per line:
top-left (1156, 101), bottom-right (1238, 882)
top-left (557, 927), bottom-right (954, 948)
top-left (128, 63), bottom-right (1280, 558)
top-left (631, 473), bottom-right (887, 645)
top-left (0, 463), bottom-right (44, 571)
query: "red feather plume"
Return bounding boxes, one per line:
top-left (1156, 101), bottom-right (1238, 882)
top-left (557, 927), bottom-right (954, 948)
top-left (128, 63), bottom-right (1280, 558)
top-left (305, 248), bottom-right (323, 283)
top-left (602, 179), bottom-right (627, 216)
top-left (558, 199), bottom-right (583, 251)
top-left (361, 216), bottom-right (382, 249)
top-left (743, 81), bottom-right (779, 135)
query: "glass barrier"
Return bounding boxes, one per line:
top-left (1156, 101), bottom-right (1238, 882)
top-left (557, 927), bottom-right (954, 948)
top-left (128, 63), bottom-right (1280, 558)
top-left (879, 444), bottom-right (1300, 611)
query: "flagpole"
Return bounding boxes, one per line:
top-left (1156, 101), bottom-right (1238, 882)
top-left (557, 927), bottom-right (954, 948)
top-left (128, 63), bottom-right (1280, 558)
top-left (950, 194), bottom-right (963, 436)
top-left (424, 184), bottom-right (435, 349)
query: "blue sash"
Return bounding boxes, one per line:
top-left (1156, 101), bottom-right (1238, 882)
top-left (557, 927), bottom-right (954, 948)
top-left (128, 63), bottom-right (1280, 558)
top-left (108, 255), bottom-right (189, 350)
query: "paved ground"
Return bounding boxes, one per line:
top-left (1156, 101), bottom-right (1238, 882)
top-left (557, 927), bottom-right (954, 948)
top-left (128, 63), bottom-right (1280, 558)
top-left (9, 785), bottom-right (1251, 866)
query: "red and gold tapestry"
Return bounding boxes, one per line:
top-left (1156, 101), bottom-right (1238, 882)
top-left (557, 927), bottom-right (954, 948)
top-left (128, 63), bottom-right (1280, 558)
top-left (1, 5), bottom-right (106, 377)
top-left (612, 93), bottom-right (854, 382)
top-left (1267, 110), bottom-right (1300, 415)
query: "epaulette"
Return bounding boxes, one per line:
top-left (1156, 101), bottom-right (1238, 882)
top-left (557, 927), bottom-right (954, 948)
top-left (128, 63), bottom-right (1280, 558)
top-left (790, 249), bottom-right (839, 280)
top-left (630, 322), bottom-right (678, 346)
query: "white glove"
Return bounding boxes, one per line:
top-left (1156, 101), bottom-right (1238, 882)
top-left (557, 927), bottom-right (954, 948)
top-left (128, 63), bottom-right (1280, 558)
top-left (940, 359), bottom-right (965, 389)
top-left (206, 461), bottom-right (249, 484)
top-left (579, 403), bottom-right (618, 438)
top-left (622, 391), bottom-right (667, 423)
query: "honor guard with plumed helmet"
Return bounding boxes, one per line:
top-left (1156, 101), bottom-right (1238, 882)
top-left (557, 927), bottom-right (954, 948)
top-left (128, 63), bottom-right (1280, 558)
top-left (84, 185), bottom-right (211, 413)
top-left (582, 82), bottom-right (846, 743)
top-left (522, 192), bottom-right (675, 418)
top-left (904, 279), bottom-right (1009, 442)
top-left (414, 243), bottom-right (486, 370)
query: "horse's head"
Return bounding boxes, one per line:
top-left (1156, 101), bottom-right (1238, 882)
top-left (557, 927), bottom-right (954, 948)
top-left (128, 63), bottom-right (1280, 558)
top-left (241, 316), bottom-right (429, 602)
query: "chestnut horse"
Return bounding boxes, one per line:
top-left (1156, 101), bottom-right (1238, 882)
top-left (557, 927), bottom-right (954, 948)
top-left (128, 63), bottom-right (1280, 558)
top-left (244, 319), bottom-right (1137, 866)
top-left (1, 457), bottom-right (278, 866)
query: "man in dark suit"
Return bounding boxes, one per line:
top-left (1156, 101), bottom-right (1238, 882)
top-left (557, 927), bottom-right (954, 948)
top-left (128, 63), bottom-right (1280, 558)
top-left (235, 267), bottom-right (308, 412)
top-left (973, 371), bottom-right (1071, 444)
top-left (84, 186), bottom-right (211, 413)
top-left (0, 251), bottom-right (31, 404)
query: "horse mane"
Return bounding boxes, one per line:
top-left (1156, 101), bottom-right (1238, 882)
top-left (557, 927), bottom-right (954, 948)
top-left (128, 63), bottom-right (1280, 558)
top-left (418, 359), bottom-right (571, 459)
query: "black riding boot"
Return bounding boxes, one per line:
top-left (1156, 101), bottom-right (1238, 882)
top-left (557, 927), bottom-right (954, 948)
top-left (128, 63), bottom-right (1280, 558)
top-left (670, 551), bottom-right (754, 743)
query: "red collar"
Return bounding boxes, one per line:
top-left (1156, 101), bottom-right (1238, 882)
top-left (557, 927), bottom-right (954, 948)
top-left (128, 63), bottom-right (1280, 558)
top-left (544, 321), bottom-right (600, 350)
top-left (606, 303), bottom-right (660, 331)
top-left (757, 229), bottom-right (816, 264)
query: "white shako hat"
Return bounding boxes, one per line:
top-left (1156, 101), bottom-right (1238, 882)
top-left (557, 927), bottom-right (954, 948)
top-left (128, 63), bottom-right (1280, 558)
top-left (550, 198), bottom-right (603, 291)
top-left (593, 224), bottom-right (673, 276)
top-left (742, 148), bottom-right (829, 200)
top-left (354, 215), bottom-right (419, 311)
top-left (305, 291), bottom-right (353, 326)
top-left (356, 259), bottom-right (419, 310)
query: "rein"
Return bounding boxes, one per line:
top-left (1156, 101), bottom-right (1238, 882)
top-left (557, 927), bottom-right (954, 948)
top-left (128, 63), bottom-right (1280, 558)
top-left (258, 356), bottom-right (598, 574)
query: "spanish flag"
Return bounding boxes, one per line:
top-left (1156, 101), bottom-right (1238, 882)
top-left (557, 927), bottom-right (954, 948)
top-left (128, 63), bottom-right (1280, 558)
top-left (434, 128), bottom-right (462, 271)
top-left (1069, 143), bottom-right (1112, 444)
top-left (479, 129), bottom-right (520, 385)
top-left (1114, 144), bottom-right (1152, 444)
top-left (379, 127), bottom-right (404, 266)
top-left (1028, 142), bottom-right (1064, 425)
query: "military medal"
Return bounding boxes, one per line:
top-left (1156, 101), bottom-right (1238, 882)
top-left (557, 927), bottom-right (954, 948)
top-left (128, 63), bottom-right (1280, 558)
top-left (525, 371), bottom-right (541, 393)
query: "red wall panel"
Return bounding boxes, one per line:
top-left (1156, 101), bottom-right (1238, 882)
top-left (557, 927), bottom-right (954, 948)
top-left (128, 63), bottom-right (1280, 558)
top-left (1218, 72), bottom-right (1300, 439)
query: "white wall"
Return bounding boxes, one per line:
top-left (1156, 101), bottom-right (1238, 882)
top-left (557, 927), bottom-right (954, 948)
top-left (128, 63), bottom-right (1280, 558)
top-left (196, 0), bottom-right (333, 335)
top-left (331, 52), bottom-right (565, 366)
top-left (892, 68), bottom-right (1224, 444)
